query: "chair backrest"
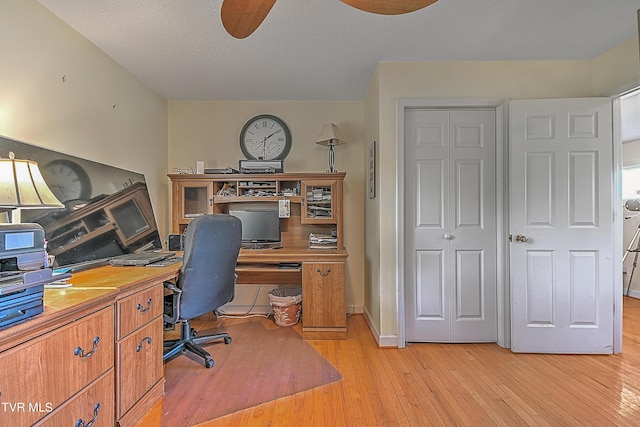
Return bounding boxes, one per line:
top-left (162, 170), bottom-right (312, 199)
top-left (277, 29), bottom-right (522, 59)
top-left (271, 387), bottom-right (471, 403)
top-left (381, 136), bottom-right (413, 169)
top-left (176, 214), bottom-right (242, 320)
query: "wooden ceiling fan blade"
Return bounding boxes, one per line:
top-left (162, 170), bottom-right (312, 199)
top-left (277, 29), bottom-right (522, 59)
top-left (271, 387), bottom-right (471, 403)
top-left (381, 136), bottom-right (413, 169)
top-left (340, 0), bottom-right (438, 15)
top-left (221, 0), bottom-right (277, 39)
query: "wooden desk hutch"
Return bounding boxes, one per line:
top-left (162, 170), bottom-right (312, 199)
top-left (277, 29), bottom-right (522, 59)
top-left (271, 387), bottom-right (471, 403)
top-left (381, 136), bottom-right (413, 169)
top-left (168, 172), bottom-right (348, 340)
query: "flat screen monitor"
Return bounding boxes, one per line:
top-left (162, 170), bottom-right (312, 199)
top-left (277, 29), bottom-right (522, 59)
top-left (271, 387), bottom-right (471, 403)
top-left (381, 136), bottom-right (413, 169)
top-left (228, 208), bottom-right (280, 246)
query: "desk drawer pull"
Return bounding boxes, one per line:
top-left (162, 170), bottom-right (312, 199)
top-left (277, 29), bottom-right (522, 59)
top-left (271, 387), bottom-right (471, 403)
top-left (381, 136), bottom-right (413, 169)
top-left (75, 403), bottom-right (100, 427)
top-left (136, 336), bottom-right (153, 352)
top-left (316, 268), bottom-right (332, 276)
top-left (74, 336), bottom-right (100, 358)
top-left (136, 298), bottom-right (153, 313)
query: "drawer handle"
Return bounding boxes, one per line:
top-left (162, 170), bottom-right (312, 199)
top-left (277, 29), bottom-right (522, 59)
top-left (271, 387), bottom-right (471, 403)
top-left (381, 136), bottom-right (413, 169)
top-left (136, 336), bottom-right (153, 352)
top-left (75, 403), bottom-right (100, 427)
top-left (74, 336), bottom-right (100, 358)
top-left (136, 298), bottom-right (153, 313)
top-left (316, 268), bottom-right (332, 276)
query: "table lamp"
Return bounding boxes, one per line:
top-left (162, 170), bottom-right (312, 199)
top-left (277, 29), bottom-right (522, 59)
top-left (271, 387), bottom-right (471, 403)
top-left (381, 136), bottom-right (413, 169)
top-left (0, 151), bottom-right (64, 222)
top-left (314, 123), bottom-right (347, 173)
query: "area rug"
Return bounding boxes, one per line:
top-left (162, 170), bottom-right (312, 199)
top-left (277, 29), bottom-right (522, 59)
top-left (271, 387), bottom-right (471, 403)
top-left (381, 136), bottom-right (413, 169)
top-left (161, 319), bottom-right (342, 426)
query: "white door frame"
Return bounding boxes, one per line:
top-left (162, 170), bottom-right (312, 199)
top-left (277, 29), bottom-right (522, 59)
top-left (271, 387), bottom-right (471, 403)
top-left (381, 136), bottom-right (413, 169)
top-left (612, 96), bottom-right (624, 354)
top-left (397, 98), bottom-right (509, 349)
top-left (397, 96), bottom-right (623, 352)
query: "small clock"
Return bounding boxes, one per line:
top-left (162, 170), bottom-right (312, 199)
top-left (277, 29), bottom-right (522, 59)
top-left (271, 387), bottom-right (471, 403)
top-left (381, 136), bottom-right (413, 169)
top-left (239, 114), bottom-right (292, 160)
top-left (42, 159), bottom-right (92, 203)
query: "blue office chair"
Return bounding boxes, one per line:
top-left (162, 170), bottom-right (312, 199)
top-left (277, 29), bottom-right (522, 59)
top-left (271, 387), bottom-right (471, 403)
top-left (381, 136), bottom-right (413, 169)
top-left (163, 214), bottom-right (242, 368)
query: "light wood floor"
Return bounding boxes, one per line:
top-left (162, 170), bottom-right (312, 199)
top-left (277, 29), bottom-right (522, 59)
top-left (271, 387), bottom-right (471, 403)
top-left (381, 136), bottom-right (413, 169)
top-left (140, 297), bottom-right (640, 426)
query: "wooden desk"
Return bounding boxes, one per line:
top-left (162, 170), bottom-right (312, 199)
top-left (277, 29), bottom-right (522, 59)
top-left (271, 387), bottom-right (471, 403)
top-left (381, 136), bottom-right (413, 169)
top-left (236, 246), bottom-right (348, 340)
top-left (0, 264), bottom-right (179, 427)
top-left (0, 244), bottom-right (345, 426)
top-left (168, 172), bottom-right (350, 340)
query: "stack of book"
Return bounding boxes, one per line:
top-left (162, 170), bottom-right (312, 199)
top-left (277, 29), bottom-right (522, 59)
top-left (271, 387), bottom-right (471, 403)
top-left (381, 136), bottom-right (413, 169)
top-left (308, 233), bottom-right (337, 249)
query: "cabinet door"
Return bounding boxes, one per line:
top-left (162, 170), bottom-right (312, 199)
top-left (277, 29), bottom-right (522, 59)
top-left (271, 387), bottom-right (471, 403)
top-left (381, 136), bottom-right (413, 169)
top-left (301, 180), bottom-right (337, 224)
top-left (106, 190), bottom-right (158, 247)
top-left (173, 180), bottom-right (214, 231)
top-left (117, 318), bottom-right (163, 418)
top-left (302, 262), bottom-right (346, 334)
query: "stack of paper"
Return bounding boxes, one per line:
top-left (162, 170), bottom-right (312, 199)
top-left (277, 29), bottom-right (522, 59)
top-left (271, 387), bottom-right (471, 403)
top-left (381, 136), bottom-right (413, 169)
top-left (309, 233), bottom-right (337, 249)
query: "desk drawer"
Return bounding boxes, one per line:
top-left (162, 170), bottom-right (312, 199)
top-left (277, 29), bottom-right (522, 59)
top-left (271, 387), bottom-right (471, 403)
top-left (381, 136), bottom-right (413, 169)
top-left (235, 265), bottom-right (302, 285)
top-left (117, 316), bottom-right (163, 418)
top-left (0, 306), bottom-right (114, 426)
top-left (117, 283), bottom-right (163, 339)
top-left (34, 369), bottom-right (115, 427)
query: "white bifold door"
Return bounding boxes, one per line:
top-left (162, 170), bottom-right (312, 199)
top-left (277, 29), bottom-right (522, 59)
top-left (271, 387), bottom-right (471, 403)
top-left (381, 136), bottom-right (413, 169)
top-left (404, 109), bottom-right (497, 343)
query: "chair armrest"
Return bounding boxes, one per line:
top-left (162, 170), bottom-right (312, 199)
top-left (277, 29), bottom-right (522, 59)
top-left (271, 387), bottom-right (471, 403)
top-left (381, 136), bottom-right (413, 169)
top-left (163, 281), bottom-right (183, 324)
top-left (164, 281), bottom-right (182, 294)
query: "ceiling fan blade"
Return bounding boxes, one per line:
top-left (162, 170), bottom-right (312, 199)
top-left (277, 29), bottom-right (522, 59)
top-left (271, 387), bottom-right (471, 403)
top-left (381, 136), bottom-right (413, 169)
top-left (221, 0), bottom-right (277, 39)
top-left (340, 0), bottom-right (438, 15)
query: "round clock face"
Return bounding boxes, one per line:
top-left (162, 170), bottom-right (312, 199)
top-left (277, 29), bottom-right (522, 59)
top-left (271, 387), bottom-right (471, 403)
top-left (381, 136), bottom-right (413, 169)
top-left (239, 114), bottom-right (292, 160)
top-left (42, 159), bottom-right (92, 203)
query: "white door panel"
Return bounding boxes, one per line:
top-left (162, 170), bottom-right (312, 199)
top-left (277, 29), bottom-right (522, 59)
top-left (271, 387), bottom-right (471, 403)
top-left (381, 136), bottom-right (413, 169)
top-left (416, 160), bottom-right (445, 228)
top-left (406, 109), bottom-right (497, 342)
top-left (510, 98), bottom-right (614, 354)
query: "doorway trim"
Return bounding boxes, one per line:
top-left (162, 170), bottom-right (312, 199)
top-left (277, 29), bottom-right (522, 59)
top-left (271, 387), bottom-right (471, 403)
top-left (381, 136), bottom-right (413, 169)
top-left (609, 84), bottom-right (640, 354)
top-left (614, 92), bottom-right (629, 354)
top-left (396, 97), bottom-right (509, 349)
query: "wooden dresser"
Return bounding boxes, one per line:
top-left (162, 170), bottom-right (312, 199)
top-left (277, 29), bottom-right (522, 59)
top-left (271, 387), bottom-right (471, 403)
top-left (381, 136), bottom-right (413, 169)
top-left (0, 264), bottom-right (179, 427)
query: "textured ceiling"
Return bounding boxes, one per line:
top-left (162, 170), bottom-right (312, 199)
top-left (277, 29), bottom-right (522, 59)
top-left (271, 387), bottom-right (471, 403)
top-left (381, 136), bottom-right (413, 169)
top-left (38, 0), bottom-right (640, 101)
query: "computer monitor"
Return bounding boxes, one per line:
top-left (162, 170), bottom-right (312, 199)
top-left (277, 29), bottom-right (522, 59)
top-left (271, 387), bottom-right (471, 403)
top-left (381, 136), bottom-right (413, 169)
top-left (228, 208), bottom-right (280, 248)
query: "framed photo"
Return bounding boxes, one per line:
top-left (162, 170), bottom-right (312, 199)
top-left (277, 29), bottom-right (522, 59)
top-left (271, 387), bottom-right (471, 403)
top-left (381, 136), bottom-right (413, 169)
top-left (368, 140), bottom-right (376, 199)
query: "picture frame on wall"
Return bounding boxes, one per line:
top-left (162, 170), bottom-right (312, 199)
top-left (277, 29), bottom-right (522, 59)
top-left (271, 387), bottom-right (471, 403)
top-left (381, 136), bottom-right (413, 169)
top-left (368, 140), bottom-right (376, 199)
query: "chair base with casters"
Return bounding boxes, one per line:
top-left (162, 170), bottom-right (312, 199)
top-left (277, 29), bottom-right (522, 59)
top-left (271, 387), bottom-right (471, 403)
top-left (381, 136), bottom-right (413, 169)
top-left (163, 319), bottom-right (232, 368)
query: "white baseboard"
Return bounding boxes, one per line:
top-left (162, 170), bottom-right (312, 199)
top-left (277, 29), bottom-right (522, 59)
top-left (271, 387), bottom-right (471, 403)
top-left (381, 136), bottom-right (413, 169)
top-left (626, 290), bottom-right (640, 299)
top-left (217, 304), bottom-right (272, 316)
top-left (362, 306), bottom-right (398, 348)
top-left (220, 303), bottom-right (365, 316)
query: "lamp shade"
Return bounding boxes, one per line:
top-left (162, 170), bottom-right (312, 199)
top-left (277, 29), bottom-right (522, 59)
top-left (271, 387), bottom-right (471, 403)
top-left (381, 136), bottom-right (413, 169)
top-left (314, 123), bottom-right (347, 146)
top-left (0, 152), bottom-right (64, 209)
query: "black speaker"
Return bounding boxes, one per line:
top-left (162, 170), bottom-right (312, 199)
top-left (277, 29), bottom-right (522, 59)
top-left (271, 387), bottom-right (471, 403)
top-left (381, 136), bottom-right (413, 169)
top-left (167, 234), bottom-right (184, 251)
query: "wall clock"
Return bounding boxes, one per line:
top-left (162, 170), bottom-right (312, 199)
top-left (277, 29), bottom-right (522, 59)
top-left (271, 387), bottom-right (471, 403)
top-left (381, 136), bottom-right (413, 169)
top-left (239, 114), bottom-right (292, 160)
top-left (42, 159), bottom-right (92, 202)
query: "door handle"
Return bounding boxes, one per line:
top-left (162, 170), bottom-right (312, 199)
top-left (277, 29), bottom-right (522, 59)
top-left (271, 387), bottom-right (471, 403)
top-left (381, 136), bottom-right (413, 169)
top-left (514, 234), bottom-right (528, 243)
top-left (443, 234), bottom-right (453, 240)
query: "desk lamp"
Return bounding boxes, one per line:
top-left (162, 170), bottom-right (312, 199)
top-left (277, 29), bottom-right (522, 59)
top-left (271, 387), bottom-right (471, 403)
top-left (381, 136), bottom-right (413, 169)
top-left (0, 152), bottom-right (64, 223)
top-left (314, 123), bottom-right (347, 173)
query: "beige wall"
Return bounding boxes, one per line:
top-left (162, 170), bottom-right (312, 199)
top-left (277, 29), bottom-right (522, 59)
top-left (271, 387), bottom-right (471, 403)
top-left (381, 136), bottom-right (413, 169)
top-left (364, 50), bottom-right (640, 342)
top-left (168, 101), bottom-right (365, 312)
top-left (0, 0), bottom-right (169, 235)
top-left (363, 68), bottom-right (382, 335)
top-left (593, 37), bottom-right (640, 96)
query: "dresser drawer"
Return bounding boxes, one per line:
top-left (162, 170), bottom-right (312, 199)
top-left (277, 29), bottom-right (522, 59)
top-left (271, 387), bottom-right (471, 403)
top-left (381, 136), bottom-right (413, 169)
top-left (34, 369), bottom-right (115, 427)
top-left (117, 283), bottom-right (163, 339)
top-left (117, 317), bottom-right (163, 418)
top-left (0, 306), bottom-right (114, 426)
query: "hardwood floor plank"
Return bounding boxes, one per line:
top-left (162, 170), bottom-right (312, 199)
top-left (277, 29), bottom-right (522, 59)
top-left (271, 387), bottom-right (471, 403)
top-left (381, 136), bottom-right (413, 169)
top-left (140, 297), bottom-right (640, 426)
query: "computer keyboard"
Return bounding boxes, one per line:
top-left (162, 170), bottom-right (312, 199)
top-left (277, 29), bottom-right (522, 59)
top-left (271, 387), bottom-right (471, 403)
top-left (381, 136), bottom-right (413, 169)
top-left (146, 256), bottom-right (182, 267)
